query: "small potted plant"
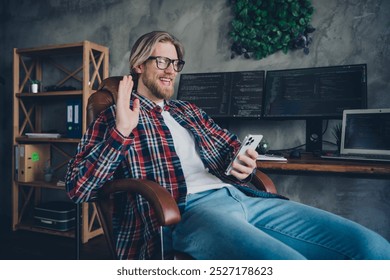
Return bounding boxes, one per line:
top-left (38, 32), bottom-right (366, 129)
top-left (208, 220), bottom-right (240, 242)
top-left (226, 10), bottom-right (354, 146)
top-left (43, 160), bottom-right (54, 182)
top-left (29, 79), bottom-right (41, 93)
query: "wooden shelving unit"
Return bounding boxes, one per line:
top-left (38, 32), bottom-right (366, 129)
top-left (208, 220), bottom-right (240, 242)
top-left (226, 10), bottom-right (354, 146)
top-left (12, 41), bottom-right (109, 243)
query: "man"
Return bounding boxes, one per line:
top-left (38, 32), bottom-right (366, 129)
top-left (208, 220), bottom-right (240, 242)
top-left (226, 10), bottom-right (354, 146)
top-left (66, 31), bottom-right (390, 260)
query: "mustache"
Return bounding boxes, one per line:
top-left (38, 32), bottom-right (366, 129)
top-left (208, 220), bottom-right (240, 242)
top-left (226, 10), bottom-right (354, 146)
top-left (159, 75), bottom-right (175, 80)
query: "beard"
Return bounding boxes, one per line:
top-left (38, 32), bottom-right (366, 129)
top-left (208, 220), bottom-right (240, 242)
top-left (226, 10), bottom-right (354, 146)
top-left (141, 73), bottom-right (175, 101)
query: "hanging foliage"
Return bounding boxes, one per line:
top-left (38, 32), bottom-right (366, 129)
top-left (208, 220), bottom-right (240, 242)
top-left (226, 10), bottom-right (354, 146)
top-left (229, 0), bottom-right (315, 59)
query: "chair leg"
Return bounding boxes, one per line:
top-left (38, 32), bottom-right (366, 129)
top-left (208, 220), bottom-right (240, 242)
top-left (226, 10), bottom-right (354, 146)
top-left (75, 203), bottom-right (81, 260)
top-left (160, 226), bottom-right (164, 260)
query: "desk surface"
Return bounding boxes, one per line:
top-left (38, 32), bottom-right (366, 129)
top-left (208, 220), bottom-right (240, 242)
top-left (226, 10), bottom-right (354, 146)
top-left (257, 153), bottom-right (390, 177)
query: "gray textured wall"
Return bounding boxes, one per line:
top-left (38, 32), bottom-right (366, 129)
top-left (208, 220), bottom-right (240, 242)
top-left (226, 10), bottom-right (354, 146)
top-left (0, 0), bottom-right (389, 241)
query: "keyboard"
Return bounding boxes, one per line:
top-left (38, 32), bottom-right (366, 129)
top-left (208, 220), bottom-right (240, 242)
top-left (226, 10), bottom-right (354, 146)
top-left (257, 154), bottom-right (287, 162)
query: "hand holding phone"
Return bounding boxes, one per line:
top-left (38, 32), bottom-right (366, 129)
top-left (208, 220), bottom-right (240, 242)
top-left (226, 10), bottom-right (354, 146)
top-left (225, 134), bottom-right (263, 176)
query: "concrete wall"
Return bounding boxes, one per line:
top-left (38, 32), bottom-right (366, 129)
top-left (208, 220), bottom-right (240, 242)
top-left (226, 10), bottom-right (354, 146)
top-left (1, 0), bottom-right (389, 241)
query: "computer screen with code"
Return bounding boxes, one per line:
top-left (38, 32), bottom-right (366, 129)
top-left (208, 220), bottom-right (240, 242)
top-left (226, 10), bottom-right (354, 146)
top-left (263, 64), bottom-right (367, 119)
top-left (177, 71), bottom-right (265, 118)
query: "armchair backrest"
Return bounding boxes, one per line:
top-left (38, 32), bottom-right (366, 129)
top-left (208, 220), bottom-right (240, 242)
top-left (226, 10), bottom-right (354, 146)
top-left (87, 76), bottom-right (122, 259)
top-left (87, 76), bottom-right (122, 125)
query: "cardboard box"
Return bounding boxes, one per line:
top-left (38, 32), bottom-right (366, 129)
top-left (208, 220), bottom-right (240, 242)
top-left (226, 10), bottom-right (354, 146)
top-left (18, 144), bottom-right (50, 182)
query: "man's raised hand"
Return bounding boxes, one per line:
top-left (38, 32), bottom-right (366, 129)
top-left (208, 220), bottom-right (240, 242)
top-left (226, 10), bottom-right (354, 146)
top-left (115, 75), bottom-right (140, 137)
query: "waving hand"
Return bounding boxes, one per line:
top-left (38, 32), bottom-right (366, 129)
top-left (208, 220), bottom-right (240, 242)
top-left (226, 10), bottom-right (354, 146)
top-left (115, 75), bottom-right (140, 136)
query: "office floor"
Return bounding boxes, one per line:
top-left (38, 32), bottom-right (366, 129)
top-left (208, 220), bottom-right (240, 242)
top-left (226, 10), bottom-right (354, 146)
top-left (0, 229), bottom-right (111, 260)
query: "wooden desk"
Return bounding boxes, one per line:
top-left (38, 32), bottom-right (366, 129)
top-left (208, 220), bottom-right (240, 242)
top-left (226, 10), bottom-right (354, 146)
top-left (257, 153), bottom-right (390, 178)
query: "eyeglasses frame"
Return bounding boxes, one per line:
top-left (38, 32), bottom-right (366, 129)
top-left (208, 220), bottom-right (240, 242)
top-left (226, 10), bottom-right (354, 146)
top-left (147, 56), bottom-right (185, 72)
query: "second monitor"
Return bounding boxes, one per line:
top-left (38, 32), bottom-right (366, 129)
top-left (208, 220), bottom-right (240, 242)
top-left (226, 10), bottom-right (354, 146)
top-left (263, 64), bottom-right (367, 152)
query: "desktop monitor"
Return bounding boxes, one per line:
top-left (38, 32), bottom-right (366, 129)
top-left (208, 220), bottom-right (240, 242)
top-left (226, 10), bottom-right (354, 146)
top-left (263, 64), bottom-right (367, 152)
top-left (177, 70), bottom-right (265, 118)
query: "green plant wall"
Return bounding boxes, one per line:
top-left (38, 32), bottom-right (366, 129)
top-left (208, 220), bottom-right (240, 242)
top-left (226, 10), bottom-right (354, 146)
top-left (230, 0), bottom-right (315, 59)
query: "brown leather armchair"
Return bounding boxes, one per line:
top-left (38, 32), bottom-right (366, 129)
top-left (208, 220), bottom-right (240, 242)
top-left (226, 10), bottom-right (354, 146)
top-left (88, 76), bottom-right (278, 259)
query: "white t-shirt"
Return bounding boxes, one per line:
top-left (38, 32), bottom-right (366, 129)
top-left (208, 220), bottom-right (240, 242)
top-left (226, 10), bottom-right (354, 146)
top-left (159, 103), bottom-right (230, 194)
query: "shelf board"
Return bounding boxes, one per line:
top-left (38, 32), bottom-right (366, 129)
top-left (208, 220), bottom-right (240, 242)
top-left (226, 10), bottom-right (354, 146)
top-left (16, 41), bottom-right (86, 56)
top-left (16, 136), bottom-right (80, 143)
top-left (17, 180), bottom-right (66, 190)
top-left (16, 221), bottom-right (75, 238)
top-left (16, 41), bottom-right (107, 57)
top-left (16, 90), bottom-right (83, 97)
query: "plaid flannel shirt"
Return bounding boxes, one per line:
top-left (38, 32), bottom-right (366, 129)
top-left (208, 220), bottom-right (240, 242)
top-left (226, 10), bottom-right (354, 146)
top-left (65, 92), bottom-right (250, 259)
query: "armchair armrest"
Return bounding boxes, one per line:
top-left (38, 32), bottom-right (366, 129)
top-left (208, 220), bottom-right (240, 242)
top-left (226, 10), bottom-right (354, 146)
top-left (251, 170), bottom-right (278, 194)
top-left (98, 178), bottom-right (181, 226)
top-left (94, 178), bottom-right (180, 259)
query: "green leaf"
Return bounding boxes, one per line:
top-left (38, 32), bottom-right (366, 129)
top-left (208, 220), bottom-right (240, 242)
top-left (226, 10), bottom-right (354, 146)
top-left (236, 0), bottom-right (246, 11)
top-left (232, 20), bottom-right (244, 31)
top-left (239, 8), bottom-right (248, 18)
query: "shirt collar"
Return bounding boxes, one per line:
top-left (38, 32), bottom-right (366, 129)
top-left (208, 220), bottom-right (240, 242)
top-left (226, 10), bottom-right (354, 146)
top-left (132, 91), bottom-right (174, 113)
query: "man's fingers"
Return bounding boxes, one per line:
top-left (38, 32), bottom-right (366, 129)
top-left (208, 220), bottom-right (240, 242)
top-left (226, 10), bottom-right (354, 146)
top-left (118, 75), bottom-right (134, 98)
top-left (246, 148), bottom-right (258, 160)
top-left (132, 98), bottom-right (140, 113)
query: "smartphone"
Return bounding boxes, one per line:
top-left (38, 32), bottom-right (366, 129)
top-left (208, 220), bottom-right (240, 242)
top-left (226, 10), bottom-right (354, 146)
top-left (225, 134), bottom-right (263, 176)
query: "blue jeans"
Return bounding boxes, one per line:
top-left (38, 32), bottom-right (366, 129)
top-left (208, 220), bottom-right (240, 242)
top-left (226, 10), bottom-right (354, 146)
top-left (166, 186), bottom-right (390, 259)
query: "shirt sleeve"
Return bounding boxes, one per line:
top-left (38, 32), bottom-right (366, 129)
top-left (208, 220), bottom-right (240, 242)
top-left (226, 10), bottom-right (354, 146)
top-left (199, 105), bottom-right (241, 157)
top-left (65, 108), bottom-right (133, 203)
top-left (193, 104), bottom-right (257, 185)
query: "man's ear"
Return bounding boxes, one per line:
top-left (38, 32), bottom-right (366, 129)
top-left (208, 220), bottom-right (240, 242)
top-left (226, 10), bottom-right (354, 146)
top-left (133, 64), bottom-right (143, 74)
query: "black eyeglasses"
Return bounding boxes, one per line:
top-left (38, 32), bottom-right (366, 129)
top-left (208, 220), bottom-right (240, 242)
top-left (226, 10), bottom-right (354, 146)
top-left (147, 56), bottom-right (185, 72)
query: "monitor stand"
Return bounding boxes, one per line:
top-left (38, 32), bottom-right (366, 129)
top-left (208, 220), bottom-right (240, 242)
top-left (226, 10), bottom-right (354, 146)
top-left (306, 118), bottom-right (323, 153)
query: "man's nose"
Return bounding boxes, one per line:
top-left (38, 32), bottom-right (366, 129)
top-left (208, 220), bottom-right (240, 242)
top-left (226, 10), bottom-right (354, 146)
top-left (165, 62), bottom-right (176, 73)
